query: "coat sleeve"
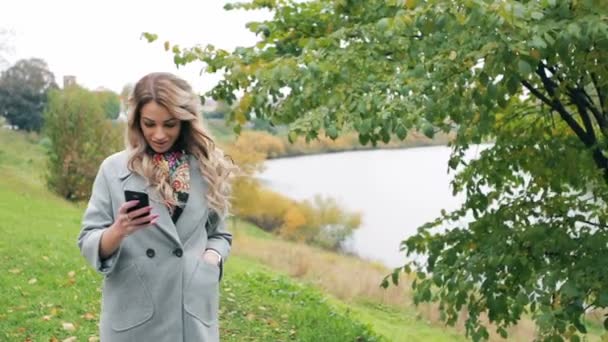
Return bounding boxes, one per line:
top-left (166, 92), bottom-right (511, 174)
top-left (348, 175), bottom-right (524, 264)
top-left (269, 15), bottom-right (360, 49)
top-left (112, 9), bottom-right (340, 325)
top-left (205, 210), bottom-right (232, 280)
top-left (77, 160), bottom-right (122, 275)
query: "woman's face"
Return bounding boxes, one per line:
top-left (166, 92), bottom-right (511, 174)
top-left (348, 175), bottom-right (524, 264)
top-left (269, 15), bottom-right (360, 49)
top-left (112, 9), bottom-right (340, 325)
top-left (139, 101), bottom-right (182, 153)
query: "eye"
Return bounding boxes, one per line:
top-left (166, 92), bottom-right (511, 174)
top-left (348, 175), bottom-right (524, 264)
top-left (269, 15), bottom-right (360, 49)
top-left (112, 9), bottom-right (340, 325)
top-left (143, 122), bottom-right (155, 128)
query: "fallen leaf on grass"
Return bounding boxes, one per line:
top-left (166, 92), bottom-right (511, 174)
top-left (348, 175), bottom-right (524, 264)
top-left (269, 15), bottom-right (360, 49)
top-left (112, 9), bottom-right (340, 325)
top-left (82, 312), bottom-right (95, 320)
top-left (68, 271), bottom-right (75, 278)
top-left (42, 315), bottom-right (51, 321)
top-left (49, 337), bottom-right (59, 342)
top-left (27, 278), bottom-right (37, 285)
top-left (62, 322), bottom-right (75, 331)
top-left (42, 256), bottom-right (49, 261)
top-left (9, 268), bottom-right (21, 274)
top-left (62, 336), bottom-right (77, 342)
top-left (88, 336), bottom-right (100, 342)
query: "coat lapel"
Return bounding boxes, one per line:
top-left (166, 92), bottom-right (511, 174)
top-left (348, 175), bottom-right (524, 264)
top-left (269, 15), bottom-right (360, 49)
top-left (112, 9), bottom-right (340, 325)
top-left (176, 156), bottom-right (208, 237)
top-left (119, 170), bottom-right (182, 247)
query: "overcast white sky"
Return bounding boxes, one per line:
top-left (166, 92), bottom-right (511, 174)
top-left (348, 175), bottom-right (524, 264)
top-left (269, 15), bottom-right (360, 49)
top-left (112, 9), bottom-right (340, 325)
top-left (0, 0), bottom-right (269, 94)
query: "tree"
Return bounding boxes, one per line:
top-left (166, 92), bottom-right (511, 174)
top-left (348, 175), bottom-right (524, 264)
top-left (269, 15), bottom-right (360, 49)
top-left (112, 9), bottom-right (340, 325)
top-left (95, 89), bottom-right (121, 120)
top-left (149, 1), bottom-right (608, 340)
top-left (44, 86), bottom-right (123, 201)
top-left (0, 58), bottom-right (56, 131)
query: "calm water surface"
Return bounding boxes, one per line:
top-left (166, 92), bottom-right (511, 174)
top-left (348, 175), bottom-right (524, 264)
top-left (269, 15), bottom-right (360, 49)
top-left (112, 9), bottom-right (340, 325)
top-left (258, 145), bottom-right (488, 268)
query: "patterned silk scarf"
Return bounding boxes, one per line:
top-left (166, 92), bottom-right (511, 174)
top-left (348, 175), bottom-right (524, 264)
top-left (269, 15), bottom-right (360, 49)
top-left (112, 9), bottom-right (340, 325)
top-left (151, 150), bottom-right (190, 222)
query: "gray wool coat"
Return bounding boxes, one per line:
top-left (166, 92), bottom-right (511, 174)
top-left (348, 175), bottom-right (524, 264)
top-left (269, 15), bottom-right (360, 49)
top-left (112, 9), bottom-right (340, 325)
top-left (77, 150), bottom-right (232, 342)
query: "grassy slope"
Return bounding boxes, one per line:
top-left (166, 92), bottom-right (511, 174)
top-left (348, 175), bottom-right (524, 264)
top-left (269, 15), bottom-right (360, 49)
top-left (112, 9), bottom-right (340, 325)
top-left (0, 130), bottom-right (377, 341)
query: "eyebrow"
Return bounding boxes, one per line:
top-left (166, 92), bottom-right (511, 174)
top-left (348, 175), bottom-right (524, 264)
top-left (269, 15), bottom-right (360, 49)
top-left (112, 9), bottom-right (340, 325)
top-left (141, 116), bottom-right (178, 123)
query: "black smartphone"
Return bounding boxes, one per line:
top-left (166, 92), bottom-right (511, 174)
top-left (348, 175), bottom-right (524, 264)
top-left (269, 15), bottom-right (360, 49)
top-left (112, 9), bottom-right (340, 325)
top-left (124, 190), bottom-right (150, 221)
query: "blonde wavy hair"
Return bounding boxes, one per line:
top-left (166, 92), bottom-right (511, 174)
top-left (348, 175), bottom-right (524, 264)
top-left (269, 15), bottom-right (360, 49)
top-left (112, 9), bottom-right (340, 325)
top-left (126, 72), bottom-right (236, 216)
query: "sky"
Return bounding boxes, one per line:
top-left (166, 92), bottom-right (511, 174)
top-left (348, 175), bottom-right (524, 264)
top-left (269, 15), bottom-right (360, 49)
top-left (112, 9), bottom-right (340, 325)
top-left (0, 0), bottom-right (270, 94)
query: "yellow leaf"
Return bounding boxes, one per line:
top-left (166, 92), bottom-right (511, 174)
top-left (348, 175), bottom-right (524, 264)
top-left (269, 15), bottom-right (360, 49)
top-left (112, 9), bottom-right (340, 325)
top-left (63, 337), bottom-right (77, 342)
top-left (28, 278), bottom-right (37, 285)
top-left (83, 312), bottom-right (95, 320)
top-left (68, 271), bottom-right (76, 278)
top-left (9, 268), bottom-right (21, 274)
top-left (62, 322), bottom-right (76, 331)
top-left (42, 315), bottom-right (51, 321)
top-left (88, 337), bottom-right (100, 342)
top-left (449, 51), bottom-right (457, 60)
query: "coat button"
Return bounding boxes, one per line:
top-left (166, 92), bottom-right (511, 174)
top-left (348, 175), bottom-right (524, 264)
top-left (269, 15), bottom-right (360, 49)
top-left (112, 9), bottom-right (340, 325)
top-left (146, 248), bottom-right (155, 258)
top-left (173, 248), bottom-right (183, 258)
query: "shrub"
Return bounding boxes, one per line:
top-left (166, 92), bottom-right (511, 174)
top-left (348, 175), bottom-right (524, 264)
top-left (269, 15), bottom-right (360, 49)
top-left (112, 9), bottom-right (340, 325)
top-left (43, 86), bottom-right (123, 201)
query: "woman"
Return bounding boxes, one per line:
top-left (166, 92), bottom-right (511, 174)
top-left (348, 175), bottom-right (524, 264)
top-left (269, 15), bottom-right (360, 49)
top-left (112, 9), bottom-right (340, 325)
top-left (78, 72), bottom-right (236, 341)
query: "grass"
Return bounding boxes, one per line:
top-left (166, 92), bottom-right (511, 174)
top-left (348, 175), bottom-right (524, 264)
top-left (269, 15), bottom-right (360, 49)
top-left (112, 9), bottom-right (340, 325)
top-left (0, 128), bottom-right (458, 342)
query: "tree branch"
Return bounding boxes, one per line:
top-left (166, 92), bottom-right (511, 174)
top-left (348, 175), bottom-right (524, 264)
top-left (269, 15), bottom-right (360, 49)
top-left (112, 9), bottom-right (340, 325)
top-left (534, 66), bottom-right (594, 146)
top-left (521, 79), bottom-right (589, 145)
top-left (590, 72), bottom-right (606, 116)
top-left (570, 87), bottom-right (597, 143)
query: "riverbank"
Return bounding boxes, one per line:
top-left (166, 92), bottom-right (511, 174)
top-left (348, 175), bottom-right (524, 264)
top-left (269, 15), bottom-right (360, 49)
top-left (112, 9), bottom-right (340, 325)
top-left (207, 118), bottom-right (455, 159)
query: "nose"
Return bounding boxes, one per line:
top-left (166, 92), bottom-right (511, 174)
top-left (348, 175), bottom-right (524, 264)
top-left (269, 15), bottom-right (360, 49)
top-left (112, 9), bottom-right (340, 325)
top-left (153, 127), bottom-right (166, 141)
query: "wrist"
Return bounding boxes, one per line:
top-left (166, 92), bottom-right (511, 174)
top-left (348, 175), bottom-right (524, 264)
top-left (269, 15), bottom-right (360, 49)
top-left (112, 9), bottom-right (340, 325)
top-left (109, 223), bottom-right (128, 240)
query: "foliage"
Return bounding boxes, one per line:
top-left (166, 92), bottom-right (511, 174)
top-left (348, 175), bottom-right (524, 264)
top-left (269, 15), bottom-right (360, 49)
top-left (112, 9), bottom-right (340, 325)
top-left (226, 131), bottom-right (361, 250)
top-left (0, 58), bottom-right (57, 131)
top-left (150, 0), bottom-right (608, 340)
top-left (95, 89), bottom-right (121, 120)
top-left (43, 86), bottom-right (123, 201)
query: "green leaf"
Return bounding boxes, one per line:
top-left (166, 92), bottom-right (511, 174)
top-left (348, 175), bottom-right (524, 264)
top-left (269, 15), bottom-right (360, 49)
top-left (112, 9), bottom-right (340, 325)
top-left (233, 124), bottom-right (242, 135)
top-left (380, 277), bottom-right (389, 289)
top-left (506, 76), bottom-right (520, 95)
top-left (326, 125), bottom-right (338, 139)
top-left (396, 124), bottom-right (407, 140)
top-left (531, 11), bottom-right (544, 20)
top-left (518, 60), bottom-right (533, 77)
top-left (141, 32), bottom-right (158, 42)
top-left (287, 130), bottom-right (298, 143)
top-left (497, 327), bottom-right (508, 338)
top-left (422, 124), bottom-right (434, 138)
top-left (573, 318), bottom-right (587, 334)
top-left (360, 119), bottom-right (372, 135)
top-left (391, 269), bottom-right (400, 285)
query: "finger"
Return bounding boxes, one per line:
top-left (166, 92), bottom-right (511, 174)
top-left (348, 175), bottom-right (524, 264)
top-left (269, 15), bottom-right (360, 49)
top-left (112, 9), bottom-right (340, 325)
top-left (119, 200), bottom-right (141, 214)
top-left (131, 214), bottom-right (159, 227)
top-left (129, 206), bottom-right (152, 218)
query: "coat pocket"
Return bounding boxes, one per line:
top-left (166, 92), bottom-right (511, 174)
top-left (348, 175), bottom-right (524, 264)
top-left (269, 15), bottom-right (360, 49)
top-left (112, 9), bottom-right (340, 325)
top-left (103, 263), bottom-right (154, 332)
top-left (184, 259), bottom-right (220, 326)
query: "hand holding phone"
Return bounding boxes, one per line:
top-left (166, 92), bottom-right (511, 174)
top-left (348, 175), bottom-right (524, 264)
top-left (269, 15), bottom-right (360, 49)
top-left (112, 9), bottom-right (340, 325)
top-left (124, 190), bottom-right (150, 221)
